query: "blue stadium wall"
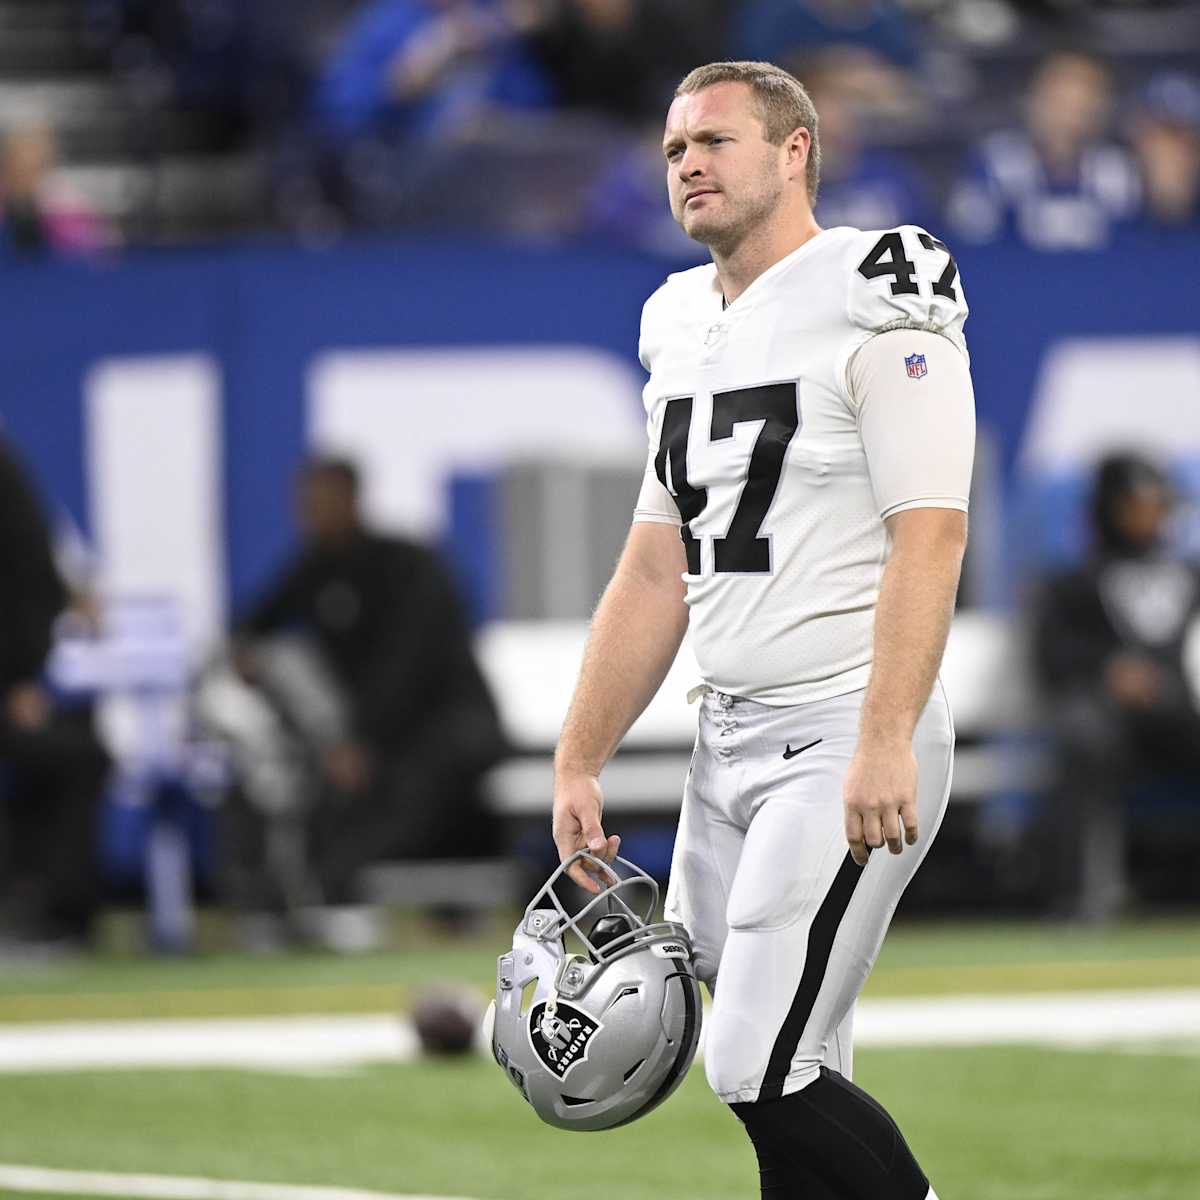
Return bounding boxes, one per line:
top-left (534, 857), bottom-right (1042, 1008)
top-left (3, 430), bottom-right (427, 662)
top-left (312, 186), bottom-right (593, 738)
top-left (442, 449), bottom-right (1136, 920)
top-left (1, 231), bottom-right (1196, 624)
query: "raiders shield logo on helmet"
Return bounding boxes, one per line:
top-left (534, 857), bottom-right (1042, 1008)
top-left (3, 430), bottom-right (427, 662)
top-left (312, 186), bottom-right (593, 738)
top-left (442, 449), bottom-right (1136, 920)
top-left (528, 1001), bottom-right (600, 1079)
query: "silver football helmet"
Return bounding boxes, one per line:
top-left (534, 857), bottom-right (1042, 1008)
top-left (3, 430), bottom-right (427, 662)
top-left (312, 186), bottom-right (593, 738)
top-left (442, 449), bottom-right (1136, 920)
top-left (484, 850), bottom-right (702, 1132)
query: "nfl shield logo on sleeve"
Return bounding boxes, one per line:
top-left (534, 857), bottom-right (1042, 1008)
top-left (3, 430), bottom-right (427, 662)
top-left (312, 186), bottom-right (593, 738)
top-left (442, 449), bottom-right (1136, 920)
top-left (905, 353), bottom-right (928, 379)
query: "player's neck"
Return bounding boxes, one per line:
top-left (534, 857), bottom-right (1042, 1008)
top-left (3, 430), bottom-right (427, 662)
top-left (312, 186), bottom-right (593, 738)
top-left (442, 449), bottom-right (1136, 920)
top-left (713, 217), bottom-right (823, 306)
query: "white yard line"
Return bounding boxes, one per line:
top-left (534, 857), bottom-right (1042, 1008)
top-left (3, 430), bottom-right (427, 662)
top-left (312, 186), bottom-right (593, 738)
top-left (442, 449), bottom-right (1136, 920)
top-left (852, 988), bottom-right (1200, 1047)
top-left (0, 1014), bottom-right (416, 1073)
top-left (0, 1165), bottom-right (477, 1200)
top-left (0, 990), bottom-right (1197, 1074)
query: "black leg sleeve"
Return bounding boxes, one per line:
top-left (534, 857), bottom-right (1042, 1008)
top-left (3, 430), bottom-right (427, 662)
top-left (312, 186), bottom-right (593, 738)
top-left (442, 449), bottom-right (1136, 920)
top-left (731, 1067), bottom-right (928, 1200)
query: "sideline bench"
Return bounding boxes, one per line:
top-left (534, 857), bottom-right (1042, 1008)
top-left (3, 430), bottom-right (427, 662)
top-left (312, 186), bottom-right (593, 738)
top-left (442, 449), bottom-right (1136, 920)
top-left (476, 610), bottom-right (1044, 818)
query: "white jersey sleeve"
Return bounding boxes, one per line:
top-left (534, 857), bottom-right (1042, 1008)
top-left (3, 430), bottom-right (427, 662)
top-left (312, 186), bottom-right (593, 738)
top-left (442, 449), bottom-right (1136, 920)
top-left (633, 440), bottom-right (682, 525)
top-left (836, 224), bottom-right (970, 396)
top-left (850, 328), bottom-right (975, 520)
top-left (633, 280), bottom-right (684, 526)
top-left (636, 276), bottom-right (671, 372)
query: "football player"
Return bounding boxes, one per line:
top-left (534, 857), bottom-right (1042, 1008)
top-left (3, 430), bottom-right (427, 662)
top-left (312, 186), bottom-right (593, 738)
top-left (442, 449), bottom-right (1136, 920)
top-left (552, 60), bottom-right (973, 1199)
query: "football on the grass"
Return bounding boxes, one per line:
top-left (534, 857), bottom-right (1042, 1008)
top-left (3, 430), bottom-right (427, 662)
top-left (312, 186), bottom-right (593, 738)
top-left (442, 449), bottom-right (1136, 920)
top-left (412, 986), bottom-right (484, 1056)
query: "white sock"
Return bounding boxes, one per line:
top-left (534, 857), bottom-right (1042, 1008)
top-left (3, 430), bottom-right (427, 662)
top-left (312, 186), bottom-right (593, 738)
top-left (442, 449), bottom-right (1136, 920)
top-left (927, 1188), bottom-right (940, 1200)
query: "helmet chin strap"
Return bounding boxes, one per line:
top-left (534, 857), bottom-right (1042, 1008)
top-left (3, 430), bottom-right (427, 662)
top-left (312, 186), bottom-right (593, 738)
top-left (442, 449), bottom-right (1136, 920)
top-left (540, 952), bottom-right (590, 1040)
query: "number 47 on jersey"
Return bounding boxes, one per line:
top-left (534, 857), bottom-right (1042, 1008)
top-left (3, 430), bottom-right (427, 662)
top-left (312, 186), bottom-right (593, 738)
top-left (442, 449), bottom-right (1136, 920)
top-left (654, 230), bottom-right (960, 578)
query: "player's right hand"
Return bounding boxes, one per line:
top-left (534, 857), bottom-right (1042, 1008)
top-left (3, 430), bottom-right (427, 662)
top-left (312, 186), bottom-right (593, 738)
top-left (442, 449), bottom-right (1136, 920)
top-left (552, 773), bottom-right (621, 893)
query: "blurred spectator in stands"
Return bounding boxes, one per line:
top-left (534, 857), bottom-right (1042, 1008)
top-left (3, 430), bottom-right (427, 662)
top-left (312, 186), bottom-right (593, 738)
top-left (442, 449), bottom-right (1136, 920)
top-left (312, 0), bottom-right (554, 225)
top-left (948, 52), bottom-right (1140, 250)
top-left (315, 0), bottom-right (551, 142)
top-left (735, 2), bottom-right (928, 129)
top-left (1129, 72), bottom-right (1200, 229)
top-left (225, 457), bottom-right (507, 930)
top-left (736, 0), bottom-right (919, 70)
top-left (1030, 453), bottom-right (1200, 923)
top-left (808, 63), bottom-right (935, 231)
top-left (0, 125), bottom-right (111, 263)
top-left (0, 435), bottom-right (108, 950)
top-left (524, 0), bottom-right (723, 126)
top-left (91, 0), bottom-right (328, 140)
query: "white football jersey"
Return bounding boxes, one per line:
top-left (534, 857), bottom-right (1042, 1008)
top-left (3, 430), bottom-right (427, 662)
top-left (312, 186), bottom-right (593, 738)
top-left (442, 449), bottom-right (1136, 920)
top-left (633, 224), bottom-right (973, 705)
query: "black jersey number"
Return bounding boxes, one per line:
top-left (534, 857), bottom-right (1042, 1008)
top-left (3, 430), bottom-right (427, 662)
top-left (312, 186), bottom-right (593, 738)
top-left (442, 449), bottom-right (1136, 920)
top-left (654, 382), bottom-right (800, 575)
top-left (857, 231), bottom-right (959, 302)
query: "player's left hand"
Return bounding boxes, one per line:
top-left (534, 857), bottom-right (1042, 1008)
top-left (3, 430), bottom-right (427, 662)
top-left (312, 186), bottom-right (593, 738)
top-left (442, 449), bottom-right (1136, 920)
top-left (842, 738), bottom-right (918, 867)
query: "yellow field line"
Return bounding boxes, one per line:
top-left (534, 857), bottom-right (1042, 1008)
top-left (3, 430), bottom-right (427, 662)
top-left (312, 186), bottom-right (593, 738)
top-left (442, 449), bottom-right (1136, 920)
top-left (0, 957), bottom-right (1196, 1023)
top-left (866, 955), bottom-right (1200, 993)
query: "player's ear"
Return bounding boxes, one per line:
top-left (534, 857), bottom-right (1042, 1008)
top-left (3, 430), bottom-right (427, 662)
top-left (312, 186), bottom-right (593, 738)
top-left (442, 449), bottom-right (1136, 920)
top-left (784, 127), bottom-right (810, 176)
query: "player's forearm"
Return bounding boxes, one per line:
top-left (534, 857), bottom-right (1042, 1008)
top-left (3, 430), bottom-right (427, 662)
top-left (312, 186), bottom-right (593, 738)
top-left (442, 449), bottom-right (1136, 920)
top-left (555, 555), bottom-right (688, 780)
top-left (860, 510), bottom-right (967, 746)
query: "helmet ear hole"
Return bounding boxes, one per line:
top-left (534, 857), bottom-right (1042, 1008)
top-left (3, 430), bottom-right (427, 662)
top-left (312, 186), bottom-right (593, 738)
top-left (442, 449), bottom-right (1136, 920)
top-left (519, 979), bottom-right (538, 1015)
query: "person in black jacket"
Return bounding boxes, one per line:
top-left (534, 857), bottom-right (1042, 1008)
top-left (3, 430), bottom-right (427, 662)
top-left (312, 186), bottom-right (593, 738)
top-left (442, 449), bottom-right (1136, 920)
top-left (0, 436), bottom-right (108, 946)
top-left (229, 456), bottom-right (507, 909)
top-left (1031, 452), bottom-right (1200, 922)
top-left (524, 0), bottom-right (726, 126)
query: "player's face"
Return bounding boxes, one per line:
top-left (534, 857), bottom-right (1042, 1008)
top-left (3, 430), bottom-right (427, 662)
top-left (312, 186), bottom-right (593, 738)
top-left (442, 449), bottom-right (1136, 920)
top-left (663, 83), bottom-right (787, 250)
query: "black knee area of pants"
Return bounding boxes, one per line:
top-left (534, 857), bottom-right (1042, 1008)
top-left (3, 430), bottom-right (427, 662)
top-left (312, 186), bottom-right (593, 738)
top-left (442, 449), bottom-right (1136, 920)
top-left (731, 1067), bottom-right (928, 1200)
top-left (733, 1120), bottom-right (840, 1200)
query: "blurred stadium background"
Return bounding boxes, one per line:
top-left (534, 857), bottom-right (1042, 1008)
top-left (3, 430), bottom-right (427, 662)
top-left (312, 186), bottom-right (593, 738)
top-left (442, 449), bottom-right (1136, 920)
top-left (1, 1), bottom-right (1199, 1198)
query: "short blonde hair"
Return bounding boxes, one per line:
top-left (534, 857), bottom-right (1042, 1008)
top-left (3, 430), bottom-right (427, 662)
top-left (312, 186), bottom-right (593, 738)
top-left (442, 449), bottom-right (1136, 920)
top-left (676, 61), bottom-right (821, 202)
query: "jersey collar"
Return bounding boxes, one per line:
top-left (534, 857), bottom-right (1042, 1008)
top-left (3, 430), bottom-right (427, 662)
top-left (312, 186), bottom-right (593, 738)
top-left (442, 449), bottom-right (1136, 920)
top-left (710, 226), bottom-right (836, 315)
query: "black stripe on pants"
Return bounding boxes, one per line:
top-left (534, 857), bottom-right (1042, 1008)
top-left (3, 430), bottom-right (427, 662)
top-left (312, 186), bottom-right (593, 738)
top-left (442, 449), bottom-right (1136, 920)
top-left (758, 852), bottom-right (863, 1102)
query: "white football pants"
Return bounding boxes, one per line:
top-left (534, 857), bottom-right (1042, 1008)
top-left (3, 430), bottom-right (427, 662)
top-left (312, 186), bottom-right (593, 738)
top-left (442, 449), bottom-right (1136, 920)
top-left (665, 682), bottom-right (954, 1105)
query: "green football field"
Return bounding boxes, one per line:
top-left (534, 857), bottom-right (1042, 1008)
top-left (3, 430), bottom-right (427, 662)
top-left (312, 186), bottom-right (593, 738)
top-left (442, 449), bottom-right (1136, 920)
top-left (1, 915), bottom-right (1199, 1200)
